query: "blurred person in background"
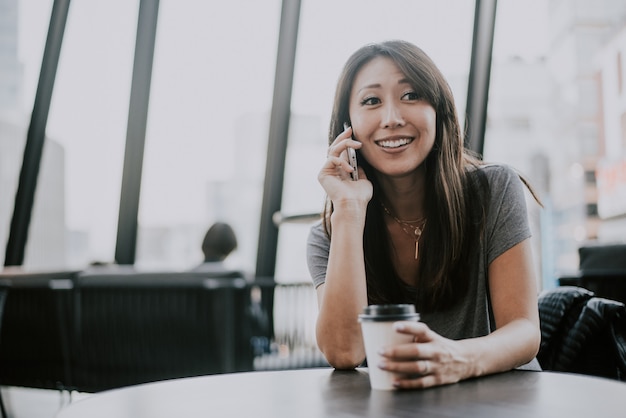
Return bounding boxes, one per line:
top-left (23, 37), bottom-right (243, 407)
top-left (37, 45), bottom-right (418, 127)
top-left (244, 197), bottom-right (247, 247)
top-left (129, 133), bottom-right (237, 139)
top-left (191, 222), bottom-right (241, 276)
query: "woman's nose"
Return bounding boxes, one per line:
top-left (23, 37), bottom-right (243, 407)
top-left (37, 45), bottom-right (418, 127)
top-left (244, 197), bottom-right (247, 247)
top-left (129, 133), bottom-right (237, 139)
top-left (381, 103), bottom-right (405, 128)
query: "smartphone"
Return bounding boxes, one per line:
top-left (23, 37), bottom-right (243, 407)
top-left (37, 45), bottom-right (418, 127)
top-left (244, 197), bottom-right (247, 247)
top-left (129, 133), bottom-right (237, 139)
top-left (343, 122), bottom-right (359, 181)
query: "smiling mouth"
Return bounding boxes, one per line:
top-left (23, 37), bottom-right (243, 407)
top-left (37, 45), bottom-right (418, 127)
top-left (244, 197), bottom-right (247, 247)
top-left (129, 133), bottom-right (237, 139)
top-left (376, 137), bottom-right (414, 149)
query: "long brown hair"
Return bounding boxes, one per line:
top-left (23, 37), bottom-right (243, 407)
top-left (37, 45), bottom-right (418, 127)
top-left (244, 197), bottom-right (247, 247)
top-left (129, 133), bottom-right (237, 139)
top-left (323, 40), bottom-right (489, 312)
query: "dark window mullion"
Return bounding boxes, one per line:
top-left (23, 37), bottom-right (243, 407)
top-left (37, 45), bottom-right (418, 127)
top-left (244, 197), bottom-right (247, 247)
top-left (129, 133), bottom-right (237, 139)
top-left (255, 0), bottom-right (302, 279)
top-left (115, 0), bottom-right (160, 265)
top-left (4, 0), bottom-right (71, 267)
top-left (464, 0), bottom-right (498, 156)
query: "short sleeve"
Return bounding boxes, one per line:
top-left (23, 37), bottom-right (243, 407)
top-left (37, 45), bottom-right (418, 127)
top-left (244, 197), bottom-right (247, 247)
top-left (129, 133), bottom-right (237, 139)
top-left (483, 165), bottom-right (532, 266)
top-left (306, 221), bottom-right (330, 288)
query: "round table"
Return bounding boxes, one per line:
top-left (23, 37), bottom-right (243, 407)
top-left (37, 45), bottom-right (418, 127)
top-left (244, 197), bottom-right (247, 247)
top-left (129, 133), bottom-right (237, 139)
top-left (56, 368), bottom-right (626, 417)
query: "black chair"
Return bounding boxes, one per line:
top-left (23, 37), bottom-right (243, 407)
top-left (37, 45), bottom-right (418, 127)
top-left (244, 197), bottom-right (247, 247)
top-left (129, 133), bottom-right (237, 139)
top-left (537, 286), bottom-right (626, 380)
top-left (559, 244), bottom-right (626, 304)
top-left (71, 271), bottom-right (254, 392)
top-left (0, 271), bottom-right (78, 391)
top-left (0, 278), bottom-right (11, 418)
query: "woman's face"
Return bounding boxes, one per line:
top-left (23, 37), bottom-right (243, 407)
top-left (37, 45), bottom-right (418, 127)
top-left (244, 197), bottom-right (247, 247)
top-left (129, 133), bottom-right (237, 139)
top-left (348, 56), bottom-right (436, 179)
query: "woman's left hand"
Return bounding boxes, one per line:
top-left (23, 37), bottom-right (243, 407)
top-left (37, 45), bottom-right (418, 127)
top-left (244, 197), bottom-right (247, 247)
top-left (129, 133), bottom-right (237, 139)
top-left (377, 321), bottom-right (475, 389)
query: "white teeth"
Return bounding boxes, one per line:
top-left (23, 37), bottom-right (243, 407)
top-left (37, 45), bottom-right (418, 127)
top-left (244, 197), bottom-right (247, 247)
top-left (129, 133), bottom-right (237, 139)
top-left (378, 138), bottom-right (412, 148)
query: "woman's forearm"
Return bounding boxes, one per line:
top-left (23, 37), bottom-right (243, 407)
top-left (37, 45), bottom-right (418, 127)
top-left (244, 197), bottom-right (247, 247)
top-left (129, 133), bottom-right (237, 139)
top-left (315, 205), bottom-right (369, 368)
top-left (458, 318), bottom-right (541, 379)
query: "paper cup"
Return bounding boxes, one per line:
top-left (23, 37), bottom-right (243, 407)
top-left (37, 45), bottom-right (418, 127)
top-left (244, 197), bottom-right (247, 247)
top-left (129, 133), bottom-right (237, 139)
top-left (358, 304), bottom-right (420, 390)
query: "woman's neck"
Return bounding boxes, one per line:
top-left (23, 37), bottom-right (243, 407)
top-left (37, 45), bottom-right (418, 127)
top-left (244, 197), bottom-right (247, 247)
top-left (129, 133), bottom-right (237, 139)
top-left (376, 171), bottom-right (426, 221)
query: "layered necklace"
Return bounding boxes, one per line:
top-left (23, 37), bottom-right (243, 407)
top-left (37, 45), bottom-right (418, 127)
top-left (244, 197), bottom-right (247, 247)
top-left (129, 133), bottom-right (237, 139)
top-left (380, 202), bottom-right (426, 260)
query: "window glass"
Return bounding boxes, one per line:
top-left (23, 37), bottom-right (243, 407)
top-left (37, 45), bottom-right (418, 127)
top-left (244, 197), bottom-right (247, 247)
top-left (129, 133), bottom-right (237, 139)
top-left (13, 0), bottom-right (616, 290)
top-left (0, 120), bottom-right (27, 268)
top-left (276, 0), bottom-right (475, 281)
top-left (0, 0), bottom-right (52, 267)
top-left (486, 0), bottom-right (555, 288)
top-left (2, 0), bottom-right (137, 269)
top-left (136, 0), bottom-right (281, 272)
top-left (485, 0), bottom-right (626, 288)
top-left (44, 0), bottom-right (138, 268)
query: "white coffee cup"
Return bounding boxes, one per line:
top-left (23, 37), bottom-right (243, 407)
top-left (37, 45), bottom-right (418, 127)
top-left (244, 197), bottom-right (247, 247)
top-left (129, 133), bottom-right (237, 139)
top-left (358, 304), bottom-right (420, 390)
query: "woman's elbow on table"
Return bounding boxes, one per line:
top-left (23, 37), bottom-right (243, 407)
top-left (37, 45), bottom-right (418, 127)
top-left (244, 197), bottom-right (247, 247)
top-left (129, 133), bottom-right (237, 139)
top-left (316, 332), bottom-right (365, 369)
top-left (321, 348), bottom-right (364, 370)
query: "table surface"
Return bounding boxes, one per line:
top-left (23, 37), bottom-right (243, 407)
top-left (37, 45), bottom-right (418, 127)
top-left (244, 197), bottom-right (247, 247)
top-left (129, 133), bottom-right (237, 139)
top-left (56, 368), bottom-right (626, 418)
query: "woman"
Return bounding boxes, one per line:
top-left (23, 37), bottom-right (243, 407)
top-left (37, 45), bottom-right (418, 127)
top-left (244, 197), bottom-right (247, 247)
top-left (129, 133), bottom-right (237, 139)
top-left (307, 40), bottom-right (541, 389)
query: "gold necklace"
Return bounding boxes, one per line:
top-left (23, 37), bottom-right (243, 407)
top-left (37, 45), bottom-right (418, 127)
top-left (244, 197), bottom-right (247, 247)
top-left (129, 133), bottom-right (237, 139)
top-left (380, 202), bottom-right (426, 260)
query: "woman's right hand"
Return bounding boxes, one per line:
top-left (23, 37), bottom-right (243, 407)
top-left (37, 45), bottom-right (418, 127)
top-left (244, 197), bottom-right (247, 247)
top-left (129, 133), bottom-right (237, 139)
top-left (318, 126), bottom-right (372, 206)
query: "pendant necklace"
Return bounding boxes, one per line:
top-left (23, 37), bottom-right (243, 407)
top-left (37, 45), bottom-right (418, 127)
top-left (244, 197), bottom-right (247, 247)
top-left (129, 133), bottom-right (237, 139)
top-left (380, 202), bottom-right (426, 260)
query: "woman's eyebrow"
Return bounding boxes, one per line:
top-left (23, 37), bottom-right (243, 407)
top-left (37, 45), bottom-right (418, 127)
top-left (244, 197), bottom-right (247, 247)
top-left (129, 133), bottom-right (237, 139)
top-left (357, 78), bottom-right (411, 94)
top-left (357, 83), bottom-right (381, 93)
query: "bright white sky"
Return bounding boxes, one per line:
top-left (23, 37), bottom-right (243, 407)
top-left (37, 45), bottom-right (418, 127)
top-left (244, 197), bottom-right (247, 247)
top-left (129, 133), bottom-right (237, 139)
top-left (15, 0), bottom-right (550, 262)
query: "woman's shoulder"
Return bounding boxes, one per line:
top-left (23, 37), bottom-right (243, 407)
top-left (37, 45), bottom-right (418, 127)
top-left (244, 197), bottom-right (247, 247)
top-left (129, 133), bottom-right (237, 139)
top-left (464, 163), bottom-right (527, 205)
top-left (474, 163), bottom-right (530, 212)
top-left (472, 163), bottom-right (522, 187)
top-left (477, 162), bottom-right (517, 176)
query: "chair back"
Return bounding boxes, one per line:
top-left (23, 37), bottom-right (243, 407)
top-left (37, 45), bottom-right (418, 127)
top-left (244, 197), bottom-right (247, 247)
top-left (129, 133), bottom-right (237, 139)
top-left (578, 244), bottom-right (626, 304)
top-left (0, 271), bottom-right (77, 390)
top-left (72, 271), bottom-right (252, 392)
top-left (538, 286), bottom-right (626, 381)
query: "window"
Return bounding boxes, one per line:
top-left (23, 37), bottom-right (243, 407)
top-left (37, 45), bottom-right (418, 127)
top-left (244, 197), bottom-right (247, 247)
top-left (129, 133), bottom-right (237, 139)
top-left (7, 0), bottom-right (622, 288)
top-left (486, 0), bottom-right (626, 285)
top-left (276, 0), bottom-right (475, 281)
top-left (618, 51), bottom-right (623, 95)
top-left (136, 0), bottom-right (281, 272)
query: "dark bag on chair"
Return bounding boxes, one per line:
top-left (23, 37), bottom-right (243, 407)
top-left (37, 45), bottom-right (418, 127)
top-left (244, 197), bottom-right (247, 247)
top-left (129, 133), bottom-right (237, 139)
top-left (538, 286), bottom-right (626, 381)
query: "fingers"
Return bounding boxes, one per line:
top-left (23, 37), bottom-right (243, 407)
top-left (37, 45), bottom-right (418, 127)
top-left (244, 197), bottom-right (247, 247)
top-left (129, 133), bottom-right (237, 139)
top-left (378, 356), bottom-right (439, 389)
top-left (327, 125), bottom-right (360, 159)
top-left (376, 324), bottom-right (467, 389)
top-left (394, 321), bottom-right (432, 342)
top-left (320, 155), bottom-right (355, 180)
top-left (381, 357), bottom-right (432, 375)
top-left (377, 357), bottom-right (438, 389)
top-left (376, 322), bottom-right (434, 363)
top-left (376, 322), bottom-right (439, 388)
top-left (323, 127), bottom-right (361, 182)
top-left (319, 125), bottom-right (371, 202)
top-left (393, 374), bottom-right (439, 390)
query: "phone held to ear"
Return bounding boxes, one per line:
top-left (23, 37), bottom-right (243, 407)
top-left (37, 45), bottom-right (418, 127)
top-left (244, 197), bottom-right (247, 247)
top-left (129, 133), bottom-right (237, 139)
top-left (343, 122), bottom-right (359, 181)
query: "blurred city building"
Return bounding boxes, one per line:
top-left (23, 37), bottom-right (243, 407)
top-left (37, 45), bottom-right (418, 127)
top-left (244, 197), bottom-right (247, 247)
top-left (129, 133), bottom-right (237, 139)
top-left (486, 0), bottom-right (626, 285)
top-left (596, 25), bottom-right (626, 240)
top-left (1, 120), bottom-right (66, 269)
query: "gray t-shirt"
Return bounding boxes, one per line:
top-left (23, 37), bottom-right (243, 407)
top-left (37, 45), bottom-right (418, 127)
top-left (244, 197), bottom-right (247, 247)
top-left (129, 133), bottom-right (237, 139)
top-left (306, 164), bottom-right (532, 341)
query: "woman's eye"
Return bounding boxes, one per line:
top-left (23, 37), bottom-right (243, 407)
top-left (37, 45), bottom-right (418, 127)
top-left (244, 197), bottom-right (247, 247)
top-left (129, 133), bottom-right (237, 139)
top-left (402, 91), bottom-right (420, 100)
top-left (361, 96), bottom-right (381, 106)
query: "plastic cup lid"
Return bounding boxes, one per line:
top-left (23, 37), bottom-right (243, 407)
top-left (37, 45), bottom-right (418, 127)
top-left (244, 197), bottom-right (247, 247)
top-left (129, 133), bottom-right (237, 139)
top-left (358, 304), bottom-right (419, 321)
